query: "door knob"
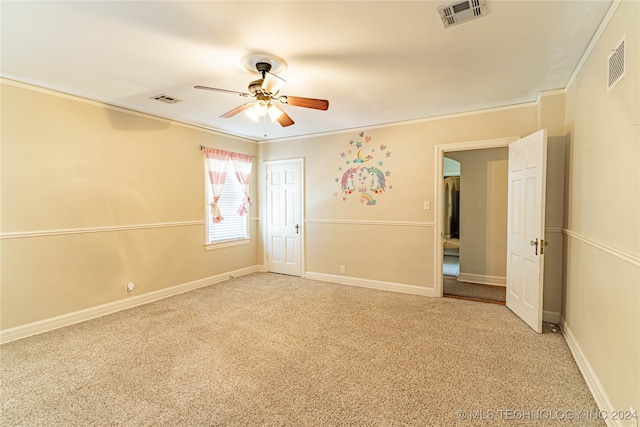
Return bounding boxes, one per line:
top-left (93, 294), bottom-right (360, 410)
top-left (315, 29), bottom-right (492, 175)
top-left (530, 238), bottom-right (539, 255)
top-left (295, 224), bottom-right (299, 234)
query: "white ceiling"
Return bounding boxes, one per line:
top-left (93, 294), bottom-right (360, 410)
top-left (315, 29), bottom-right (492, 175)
top-left (1, 1), bottom-right (612, 141)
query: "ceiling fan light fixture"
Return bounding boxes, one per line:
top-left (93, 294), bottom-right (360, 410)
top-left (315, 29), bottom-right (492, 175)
top-left (262, 72), bottom-right (285, 95)
top-left (267, 104), bottom-right (283, 121)
top-left (245, 107), bottom-right (259, 122)
top-left (196, 55), bottom-right (328, 128)
top-left (251, 99), bottom-right (269, 117)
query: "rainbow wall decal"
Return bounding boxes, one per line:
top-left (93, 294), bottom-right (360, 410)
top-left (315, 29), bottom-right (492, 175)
top-left (360, 193), bottom-right (376, 205)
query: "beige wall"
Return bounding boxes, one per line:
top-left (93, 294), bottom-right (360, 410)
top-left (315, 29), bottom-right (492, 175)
top-left (0, 81), bottom-right (260, 329)
top-left (446, 148), bottom-right (508, 284)
top-left (260, 107), bottom-right (538, 288)
top-left (2, 3), bottom-right (636, 413)
top-left (563, 0), bottom-right (639, 415)
top-left (542, 135), bottom-right (566, 320)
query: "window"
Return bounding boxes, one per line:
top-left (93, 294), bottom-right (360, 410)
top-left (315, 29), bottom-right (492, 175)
top-left (202, 147), bottom-right (254, 246)
top-left (206, 161), bottom-right (247, 243)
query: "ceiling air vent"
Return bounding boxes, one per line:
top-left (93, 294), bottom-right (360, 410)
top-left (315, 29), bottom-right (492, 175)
top-left (607, 34), bottom-right (626, 92)
top-left (437, 0), bottom-right (487, 28)
top-left (151, 94), bottom-right (183, 104)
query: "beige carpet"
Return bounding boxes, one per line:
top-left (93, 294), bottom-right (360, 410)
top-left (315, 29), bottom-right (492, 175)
top-left (1, 273), bottom-right (602, 426)
top-left (443, 276), bottom-right (507, 303)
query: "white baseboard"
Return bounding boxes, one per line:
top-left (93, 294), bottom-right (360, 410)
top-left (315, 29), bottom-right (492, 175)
top-left (457, 272), bottom-right (506, 287)
top-left (543, 310), bottom-right (561, 324)
top-left (305, 272), bottom-right (437, 297)
top-left (0, 265), bottom-right (263, 345)
top-left (561, 317), bottom-right (620, 427)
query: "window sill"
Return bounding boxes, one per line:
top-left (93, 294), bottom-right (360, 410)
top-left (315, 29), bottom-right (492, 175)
top-left (205, 237), bottom-right (251, 251)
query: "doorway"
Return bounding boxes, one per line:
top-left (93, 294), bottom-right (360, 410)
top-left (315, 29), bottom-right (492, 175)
top-left (442, 148), bottom-right (508, 303)
top-left (434, 138), bottom-right (517, 302)
top-left (442, 158), bottom-right (461, 279)
top-left (264, 159), bottom-right (304, 276)
top-left (435, 131), bottom-right (549, 332)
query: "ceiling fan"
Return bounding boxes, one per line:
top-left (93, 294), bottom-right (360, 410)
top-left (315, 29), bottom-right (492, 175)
top-left (194, 62), bottom-right (329, 127)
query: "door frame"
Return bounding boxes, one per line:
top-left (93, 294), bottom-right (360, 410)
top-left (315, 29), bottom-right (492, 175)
top-left (262, 158), bottom-right (305, 276)
top-left (434, 137), bottom-right (519, 297)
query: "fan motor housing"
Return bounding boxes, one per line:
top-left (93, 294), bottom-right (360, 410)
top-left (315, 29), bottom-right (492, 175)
top-left (248, 79), bottom-right (264, 96)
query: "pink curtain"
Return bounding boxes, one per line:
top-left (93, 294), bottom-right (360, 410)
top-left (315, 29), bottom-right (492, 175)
top-left (203, 147), bottom-right (230, 223)
top-left (229, 152), bottom-right (254, 216)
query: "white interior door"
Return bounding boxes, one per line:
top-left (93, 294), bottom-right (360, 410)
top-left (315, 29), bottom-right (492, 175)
top-left (506, 129), bottom-right (547, 333)
top-left (265, 160), bottom-right (303, 276)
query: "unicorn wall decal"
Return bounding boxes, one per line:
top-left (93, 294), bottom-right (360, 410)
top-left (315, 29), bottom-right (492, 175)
top-left (340, 167), bottom-right (359, 194)
top-left (334, 132), bottom-right (393, 205)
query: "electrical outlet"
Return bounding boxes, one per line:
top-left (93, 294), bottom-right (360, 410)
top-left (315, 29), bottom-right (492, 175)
top-left (340, 265), bottom-right (346, 274)
top-left (126, 282), bottom-right (135, 295)
top-left (423, 201), bottom-right (431, 210)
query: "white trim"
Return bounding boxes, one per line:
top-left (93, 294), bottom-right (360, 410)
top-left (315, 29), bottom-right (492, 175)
top-left (545, 227), bottom-right (564, 234)
top-left (561, 317), bottom-right (620, 427)
top-left (456, 273), bottom-right (506, 287)
top-left (566, 0), bottom-right (622, 91)
top-left (305, 219), bottom-right (435, 228)
top-left (0, 220), bottom-right (204, 240)
top-left (542, 310), bottom-right (561, 324)
top-left (205, 237), bottom-right (251, 251)
top-left (435, 136), bottom-right (520, 153)
top-left (2, 73), bottom-right (538, 147)
top-left (564, 228), bottom-right (640, 267)
top-left (0, 265), bottom-right (263, 345)
top-left (1, 78), bottom-right (257, 143)
top-left (260, 103), bottom-right (536, 144)
top-left (536, 89), bottom-right (567, 105)
top-left (305, 272), bottom-right (437, 297)
top-left (434, 137), bottom-right (518, 297)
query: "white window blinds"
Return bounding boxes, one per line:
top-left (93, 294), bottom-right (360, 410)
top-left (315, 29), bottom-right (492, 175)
top-left (206, 161), bottom-right (248, 243)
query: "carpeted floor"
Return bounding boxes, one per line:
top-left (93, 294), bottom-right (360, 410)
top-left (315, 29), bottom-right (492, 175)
top-left (1, 273), bottom-right (602, 426)
top-left (443, 276), bottom-right (507, 303)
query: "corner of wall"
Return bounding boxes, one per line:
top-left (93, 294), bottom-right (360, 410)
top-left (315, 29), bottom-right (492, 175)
top-left (537, 90), bottom-right (567, 137)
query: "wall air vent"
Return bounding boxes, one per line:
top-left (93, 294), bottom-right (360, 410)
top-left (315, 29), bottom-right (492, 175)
top-left (437, 0), bottom-right (487, 28)
top-left (607, 34), bottom-right (626, 92)
top-left (151, 94), bottom-right (183, 104)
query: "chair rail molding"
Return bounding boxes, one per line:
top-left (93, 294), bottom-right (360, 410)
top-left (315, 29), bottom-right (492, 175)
top-left (305, 219), bottom-right (435, 227)
top-left (563, 228), bottom-right (640, 267)
top-left (0, 220), bottom-right (205, 240)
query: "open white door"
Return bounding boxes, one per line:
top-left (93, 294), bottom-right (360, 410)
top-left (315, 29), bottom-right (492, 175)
top-left (265, 160), bottom-right (303, 276)
top-left (506, 129), bottom-right (547, 333)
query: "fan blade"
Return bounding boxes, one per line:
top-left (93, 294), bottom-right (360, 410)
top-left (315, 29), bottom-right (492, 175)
top-left (194, 85), bottom-right (251, 97)
top-left (270, 105), bottom-right (294, 127)
top-left (282, 96), bottom-right (329, 110)
top-left (277, 111), bottom-right (294, 127)
top-left (262, 73), bottom-right (286, 95)
top-left (220, 103), bottom-right (252, 118)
